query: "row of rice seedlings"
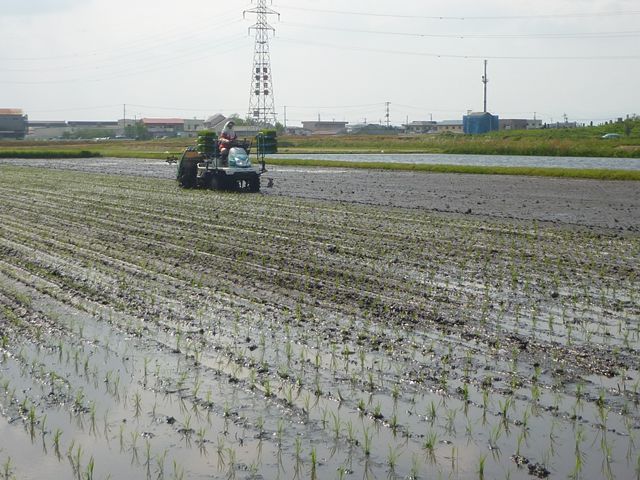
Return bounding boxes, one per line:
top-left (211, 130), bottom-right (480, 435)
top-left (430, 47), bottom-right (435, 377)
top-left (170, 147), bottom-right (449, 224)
top-left (2, 169), bottom-right (638, 478)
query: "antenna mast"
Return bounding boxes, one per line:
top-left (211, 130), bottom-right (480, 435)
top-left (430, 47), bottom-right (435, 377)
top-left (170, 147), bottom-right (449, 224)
top-left (244, 0), bottom-right (279, 126)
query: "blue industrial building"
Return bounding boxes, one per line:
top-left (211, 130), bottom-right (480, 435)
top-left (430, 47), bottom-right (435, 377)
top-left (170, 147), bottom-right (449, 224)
top-left (463, 112), bottom-right (499, 134)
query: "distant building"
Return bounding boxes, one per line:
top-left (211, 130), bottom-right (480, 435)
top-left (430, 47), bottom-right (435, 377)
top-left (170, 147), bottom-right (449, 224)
top-left (235, 125), bottom-right (262, 138)
top-left (68, 120), bottom-right (118, 137)
top-left (141, 118), bottom-right (184, 138)
top-left (404, 121), bottom-right (437, 134)
top-left (204, 114), bottom-right (227, 132)
top-left (183, 119), bottom-right (206, 137)
top-left (435, 120), bottom-right (464, 134)
top-left (348, 124), bottom-right (400, 135)
top-left (0, 108), bottom-right (28, 139)
top-left (117, 118), bottom-right (138, 137)
top-left (283, 126), bottom-right (310, 136)
top-left (463, 112), bottom-right (499, 134)
top-left (500, 118), bottom-right (543, 131)
top-left (526, 119), bottom-right (543, 129)
top-left (546, 121), bottom-right (578, 129)
top-left (301, 121), bottom-right (348, 135)
top-left (27, 120), bottom-right (118, 139)
top-left (28, 121), bottom-right (69, 139)
top-left (67, 120), bottom-right (118, 129)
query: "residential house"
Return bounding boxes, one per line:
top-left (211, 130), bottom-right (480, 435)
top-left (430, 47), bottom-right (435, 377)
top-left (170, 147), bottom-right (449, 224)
top-left (435, 120), bottom-right (464, 134)
top-left (404, 121), bottom-right (437, 134)
top-left (301, 121), bottom-right (348, 135)
top-left (183, 119), bottom-right (206, 137)
top-left (141, 118), bottom-right (184, 138)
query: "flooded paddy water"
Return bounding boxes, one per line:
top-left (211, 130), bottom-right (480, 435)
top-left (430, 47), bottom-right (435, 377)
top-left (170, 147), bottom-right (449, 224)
top-left (0, 163), bottom-right (638, 479)
top-left (271, 153), bottom-right (640, 171)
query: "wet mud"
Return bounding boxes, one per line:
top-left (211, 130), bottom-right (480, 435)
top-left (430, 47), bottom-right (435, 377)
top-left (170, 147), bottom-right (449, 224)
top-left (1, 157), bottom-right (639, 231)
top-left (0, 162), bottom-right (638, 479)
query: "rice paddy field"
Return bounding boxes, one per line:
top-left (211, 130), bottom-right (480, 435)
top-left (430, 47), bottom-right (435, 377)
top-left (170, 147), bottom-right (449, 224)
top-left (0, 164), bottom-right (638, 479)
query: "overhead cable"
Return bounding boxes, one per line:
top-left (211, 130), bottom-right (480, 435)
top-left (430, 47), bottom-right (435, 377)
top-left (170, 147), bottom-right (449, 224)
top-left (276, 4), bottom-right (640, 20)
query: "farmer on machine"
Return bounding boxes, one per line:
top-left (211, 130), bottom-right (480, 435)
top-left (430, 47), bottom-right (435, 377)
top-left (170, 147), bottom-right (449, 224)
top-left (218, 120), bottom-right (237, 163)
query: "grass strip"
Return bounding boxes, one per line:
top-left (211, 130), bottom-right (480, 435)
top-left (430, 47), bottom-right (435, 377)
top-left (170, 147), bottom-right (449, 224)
top-left (0, 150), bottom-right (101, 159)
top-left (265, 157), bottom-right (640, 181)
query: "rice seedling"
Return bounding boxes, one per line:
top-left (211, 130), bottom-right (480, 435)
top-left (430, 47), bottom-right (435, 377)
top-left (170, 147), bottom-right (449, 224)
top-left (424, 430), bottom-right (438, 455)
top-left (171, 460), bottom-right (185, 480)
top-left (477, 453), bottom-right (487, 479)
top-left (2, 457), bottom-right (14, 480)
top-left (0, 166), bottom-right (638, 479)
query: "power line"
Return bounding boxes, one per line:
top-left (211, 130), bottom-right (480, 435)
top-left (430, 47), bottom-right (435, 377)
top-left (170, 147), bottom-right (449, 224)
top-left (0, 37), bottom-right (249, 85)
top-left (0, 32), bottom-right (247, 74)
top-left (0, 14), bottom-right (242, 62)
top-left (276, 37), bottom-right (640, 61)
top-left (282, 21), bottom-right (640, 40)
top-left (276, 4), bottom-right (640, 20)
top-left (27, 105), bottom-right (122, 114)
top-left (284, 103), bottom-right (383, 109)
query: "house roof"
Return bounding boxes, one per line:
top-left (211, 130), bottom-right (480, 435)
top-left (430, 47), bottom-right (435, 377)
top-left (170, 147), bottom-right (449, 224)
top-left (205, 114), bottom-right (226, 124)
top-left (302, 121), bottom-right (348, 127)
top-left (0, 108), bottom-right (24, 116)
top-left (141, 118), bottom-right (184, 125)
top-left (406, 121), bottom-right (436, 126)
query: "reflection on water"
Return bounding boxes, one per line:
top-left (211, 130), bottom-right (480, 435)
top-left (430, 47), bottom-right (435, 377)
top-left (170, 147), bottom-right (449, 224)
top-left (272, 153), bottom-right (640, 170)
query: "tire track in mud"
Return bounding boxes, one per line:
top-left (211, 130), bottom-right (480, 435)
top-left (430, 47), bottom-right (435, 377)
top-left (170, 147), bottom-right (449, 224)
top-left (0, 166), bottom-right (639, 479)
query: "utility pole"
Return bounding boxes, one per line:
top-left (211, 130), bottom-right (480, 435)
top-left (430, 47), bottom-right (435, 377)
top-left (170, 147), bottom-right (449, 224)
top-left (283, 106), bottom-right (287, 128)
top-left (385, 102), bottom-right (390, 127)
top-left (245, 0), bottom-right (279, 126)
top-left (482, 60), bottom-right (488, 113)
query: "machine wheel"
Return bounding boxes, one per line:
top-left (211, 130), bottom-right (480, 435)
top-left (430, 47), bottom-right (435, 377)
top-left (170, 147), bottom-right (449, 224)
top-left (177, 159), bottom-right (197, 188)
top-left (208, 173), bottom-right (228, 191)
top-left (248, 175), bottom-right (260, 193)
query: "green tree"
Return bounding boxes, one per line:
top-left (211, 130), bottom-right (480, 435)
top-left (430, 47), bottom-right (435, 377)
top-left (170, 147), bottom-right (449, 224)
top-left (624, 119), bottom-right (633, 137)
top-left (125, 123), bottom-right (150, 140)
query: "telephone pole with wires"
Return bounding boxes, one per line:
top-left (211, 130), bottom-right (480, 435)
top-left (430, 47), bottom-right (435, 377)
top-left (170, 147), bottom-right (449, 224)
top-left (244, 0), bottom-right (279, 126)
top-left (482, 60), bottom-right (488, 113)
top-left (385, 102), bottom-right (390, 127)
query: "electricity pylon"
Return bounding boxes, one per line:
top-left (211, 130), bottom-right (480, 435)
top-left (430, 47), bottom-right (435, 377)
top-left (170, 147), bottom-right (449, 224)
top-left (244, 0), bottom-right (279, 126)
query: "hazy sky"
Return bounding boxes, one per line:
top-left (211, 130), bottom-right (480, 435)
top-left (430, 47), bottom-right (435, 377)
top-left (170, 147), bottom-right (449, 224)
top-left (1, 0), bottom-right (639, 125)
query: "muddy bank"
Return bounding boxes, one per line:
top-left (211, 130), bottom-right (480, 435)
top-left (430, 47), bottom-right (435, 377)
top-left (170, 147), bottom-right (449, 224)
top-left (0, 157), bottom-right (638, 231)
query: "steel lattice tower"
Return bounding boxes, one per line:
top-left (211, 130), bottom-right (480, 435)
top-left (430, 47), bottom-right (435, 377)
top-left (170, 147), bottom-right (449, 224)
top-left (244, 0), bottom-right (279, 126)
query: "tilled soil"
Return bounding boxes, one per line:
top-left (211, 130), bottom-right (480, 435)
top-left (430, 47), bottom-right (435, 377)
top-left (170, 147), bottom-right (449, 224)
top-left (0, 162), bottom-right (638, 479)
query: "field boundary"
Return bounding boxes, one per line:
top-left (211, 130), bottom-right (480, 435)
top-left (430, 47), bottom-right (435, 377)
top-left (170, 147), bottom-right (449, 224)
top-left (265, 157), bottom-right (640, 181)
